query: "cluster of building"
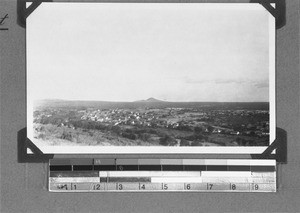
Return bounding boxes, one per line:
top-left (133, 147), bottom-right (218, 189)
top-left (79, 108), bottom-right (269, 137)
top-left (204, 109), bottom-right (270, 136)
top-left (33, 106), bottom-right (269, 138)
top-left (81, 108), bottom-right (169, 127)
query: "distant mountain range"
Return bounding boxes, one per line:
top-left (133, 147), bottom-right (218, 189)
top-left (34, 98), bottom-right (269, 111)
top-left (135, 97), bottom-right (165, 102)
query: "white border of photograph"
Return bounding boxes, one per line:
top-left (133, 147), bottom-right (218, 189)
top-left (26, 3), bottom-right (275, 154)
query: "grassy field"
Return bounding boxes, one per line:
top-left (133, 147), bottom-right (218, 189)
top-left (33, 123), bottom-right (159, 146)
top-left (33, 123), bottom-right (268, 147)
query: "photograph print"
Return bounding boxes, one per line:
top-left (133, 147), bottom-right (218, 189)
top-left (26, 3), bottom-right (275, 154)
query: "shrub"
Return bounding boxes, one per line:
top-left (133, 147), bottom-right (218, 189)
top-left (122, 132), bottom-right (137, 140)
top-left (191, 141), bottom-right (200, 146)
top-left (60, 131), bottom-right (73, 141)
top-left (159, 135), bottom-right (176, 146)
top-left (111, 126), bottom-right (121, 135)
top-left (37, 133), bottom-right (46, 140)
top-left (149, 129), bottom-right (157, 134)
top-left (139, 133), bottom-right (150, 141)
top-left (194, 127), bottom-right (203, 133)
top-left (180, 139), bottom-right (190, 146)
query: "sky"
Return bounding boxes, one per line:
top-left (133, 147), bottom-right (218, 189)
top-left (27, 3), bottom-right (274, 102)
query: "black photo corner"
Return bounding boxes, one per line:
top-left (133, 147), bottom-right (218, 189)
top-left (17, 0), bottom-right (286, 29)
top-left (250, 0), bottom-right (286, 29)
top-left (18, 127), bottom-right (287, 163)
top-left (18, 128), bottom-right (54, 163)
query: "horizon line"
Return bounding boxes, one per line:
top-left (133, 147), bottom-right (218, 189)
top-left (34, 98), bottom-right (269, 103)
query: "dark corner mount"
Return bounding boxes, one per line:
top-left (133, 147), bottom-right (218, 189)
top-left (250, 0), bottom-right (286, 29)
top-left (18, 128), bottom-right (54, 163)
top-left (17, 0), bottom-right (286, 29)
top-left (251, 127), bottom-right (287, 164)
top-left (17, 0), bottom-right (52, 28)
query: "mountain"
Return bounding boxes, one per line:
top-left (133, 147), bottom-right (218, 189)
top-left (135, 97), bottom-right (165, 102)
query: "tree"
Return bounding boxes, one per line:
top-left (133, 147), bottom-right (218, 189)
top-left (111, 125), bottom-right (121, 135)
top-left (139, 133), bottom-right (150, 141)
top-left (194, 126), bottom-right (203, 134)
top-left (159, 135), bottom-right (176, 146)
top-left (60, 131), bottom-right (73, 141)
top-left (191, 141), bottom-right (200, 146)
top-left (122, 132), bottom-right (137, 140)
top-left (180, 139), bottom-right (190, 146)
top-left (207, 125), bottom-right (214, 133)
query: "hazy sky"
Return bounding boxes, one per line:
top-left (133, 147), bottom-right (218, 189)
top-left (27, 3), bottom-right (273, 102)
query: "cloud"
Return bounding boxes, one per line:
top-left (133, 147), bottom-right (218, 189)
top-left (185, 78), bottom-right (246, 85)
top-left (185, 79), bottom-right (208, 84)
top-left (254, 81), bottom-right (269, 88)
top-left (186, 77), bottom-right (269, 89)
top-left (214, 79), bottom-right (246, 84)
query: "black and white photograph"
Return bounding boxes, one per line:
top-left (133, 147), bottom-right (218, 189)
top-left (26, 3), bottom-right (275, 154)
top-left (3, 0), bottom-right (300, 211)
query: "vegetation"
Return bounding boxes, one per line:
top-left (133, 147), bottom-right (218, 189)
top-left (32, 101), bottom-right (270, 147)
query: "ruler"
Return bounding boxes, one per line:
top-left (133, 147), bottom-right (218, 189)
top-left (49, 159), bottom-right (276, 192)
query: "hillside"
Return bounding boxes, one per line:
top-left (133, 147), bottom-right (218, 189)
top-left (135, 97), bottom-right (165, 102)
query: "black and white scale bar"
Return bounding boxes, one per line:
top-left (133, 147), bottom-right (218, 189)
top-left (49, 165), bottom-right (275, 172)
top-left (49, 159), bottom-right (276, 172)
top-left (49, 159), bottom-right (276, 192)
top-left (49, 182), bottom-right (276, 192)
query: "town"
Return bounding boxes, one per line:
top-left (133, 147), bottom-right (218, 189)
top-left (79, 108), bottom-right (269, 136)
top-left (33, 103), bottom-right (270, 147)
